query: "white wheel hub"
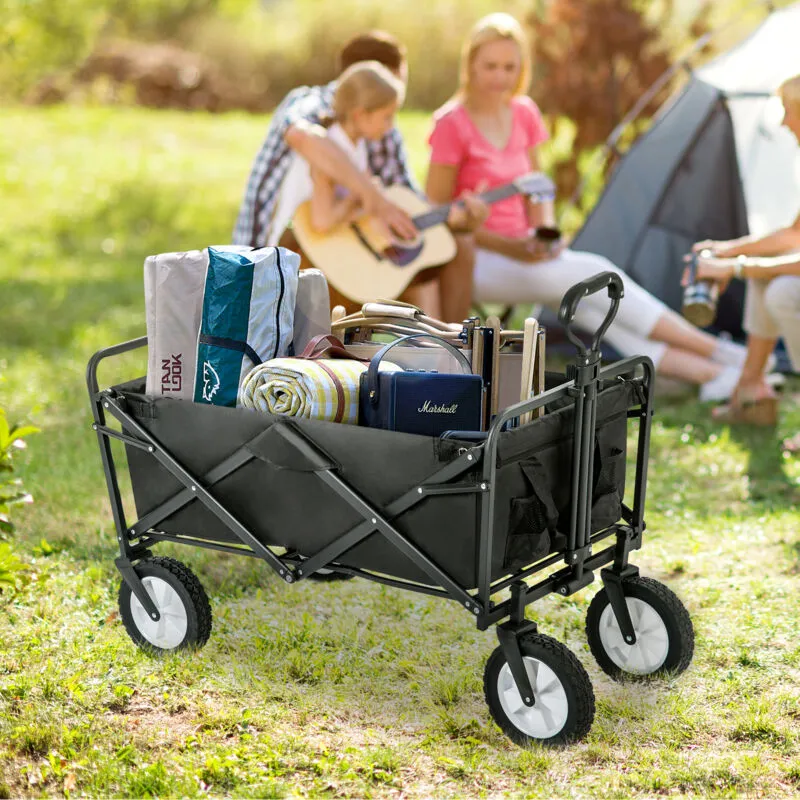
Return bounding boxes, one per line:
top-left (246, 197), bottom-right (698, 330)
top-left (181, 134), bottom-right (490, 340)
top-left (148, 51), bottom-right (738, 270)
top-left (130, 576), bottom-right (189, 649)
top-left (497, 657), bottom-right (569, 739)
top-left (598, 597), bottom-right (669, 674)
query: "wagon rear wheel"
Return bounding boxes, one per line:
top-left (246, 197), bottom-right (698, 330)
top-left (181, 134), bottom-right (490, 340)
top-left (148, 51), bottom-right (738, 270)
top-left (118, 556), bottom-right (212, 654)
top-left (484, 633), bottom-right (595, 746)
top-left (586, 576), bottom-right (694, 680)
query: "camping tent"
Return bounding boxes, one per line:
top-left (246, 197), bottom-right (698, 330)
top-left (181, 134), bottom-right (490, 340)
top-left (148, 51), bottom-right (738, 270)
top-left (571, 1), bottom-right (800, 338)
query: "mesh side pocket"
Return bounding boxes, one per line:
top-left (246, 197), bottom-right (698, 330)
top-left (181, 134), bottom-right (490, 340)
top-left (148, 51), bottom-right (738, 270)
top-left (504, 458), bottom-right (558, 571)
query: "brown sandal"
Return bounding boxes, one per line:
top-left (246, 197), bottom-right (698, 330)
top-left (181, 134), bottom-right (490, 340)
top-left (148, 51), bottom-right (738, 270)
top-left (712, 384), bottom-right (779, 426)
top-left (712, 397), bottom-right (778, 426)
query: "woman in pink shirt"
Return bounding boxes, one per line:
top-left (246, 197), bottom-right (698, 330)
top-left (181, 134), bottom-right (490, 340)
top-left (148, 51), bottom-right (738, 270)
top-left (426, 13), bottom-right (753, 400)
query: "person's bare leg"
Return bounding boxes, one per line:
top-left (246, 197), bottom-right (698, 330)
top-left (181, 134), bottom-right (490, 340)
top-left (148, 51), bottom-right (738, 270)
top-left (648, 309), bottom-right (720, 358)
top-left (734, 334), bottom-right (778, 397)
top-left (401, 278), bottom-right (442, 317)
top-left (712, 334), bottom-right (779, 424)
top-left (438, 233), bottom-right (475, 322)
top-left (657, 347), bottom-right (722, 384)
top-left (399, 233), bottom-right (474, 321)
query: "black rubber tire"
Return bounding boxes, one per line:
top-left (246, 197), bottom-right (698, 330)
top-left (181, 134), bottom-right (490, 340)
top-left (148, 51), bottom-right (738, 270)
top-left (118, 556), bottom-right (212, 654)
top-left (586, 576), bottom-right (694, 681)
top-left (484, 633), bottom-right (595, 747)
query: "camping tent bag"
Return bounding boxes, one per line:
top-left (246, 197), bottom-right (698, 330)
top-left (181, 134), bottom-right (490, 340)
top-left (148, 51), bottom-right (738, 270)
top-left (144, 245), bottom-right (252, 400)
top-left (194, 246), bottom-right (300, 408)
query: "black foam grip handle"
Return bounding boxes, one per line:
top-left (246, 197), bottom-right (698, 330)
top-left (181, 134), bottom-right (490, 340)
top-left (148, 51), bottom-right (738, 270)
top-left (558, 272), bottom-right (624, 357)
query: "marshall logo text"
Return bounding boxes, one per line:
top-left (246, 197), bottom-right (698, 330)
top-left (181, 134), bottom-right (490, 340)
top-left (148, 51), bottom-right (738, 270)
top-left (417, 400), bottom-right (459, 414)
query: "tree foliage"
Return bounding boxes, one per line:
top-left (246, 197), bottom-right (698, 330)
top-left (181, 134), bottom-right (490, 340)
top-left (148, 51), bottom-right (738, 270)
top-left (529, 0), bottom-right (713, 200)
top-left (0, 0), bottom-right (225, 100)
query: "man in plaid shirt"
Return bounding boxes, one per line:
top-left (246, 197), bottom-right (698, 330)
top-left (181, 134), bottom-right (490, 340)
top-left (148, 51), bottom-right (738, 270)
top-left (232, 31), bottom-right (485, 320)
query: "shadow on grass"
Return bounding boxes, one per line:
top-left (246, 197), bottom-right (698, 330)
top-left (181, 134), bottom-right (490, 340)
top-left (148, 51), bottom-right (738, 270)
top-left (728, 424), bottom-right (799, 506)
top-left (655, 399), bottom-right (798, 509)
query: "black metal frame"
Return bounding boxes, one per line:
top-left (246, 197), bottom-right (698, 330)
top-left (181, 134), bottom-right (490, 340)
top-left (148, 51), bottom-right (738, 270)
top-left (87, 272), bottom-right (654, 709)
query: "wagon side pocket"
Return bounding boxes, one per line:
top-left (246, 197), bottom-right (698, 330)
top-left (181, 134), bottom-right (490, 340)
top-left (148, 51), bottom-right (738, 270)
top-left (504, 458), bottom-right (558, 570)
top-left (591, 423), bottom-right (627, 531)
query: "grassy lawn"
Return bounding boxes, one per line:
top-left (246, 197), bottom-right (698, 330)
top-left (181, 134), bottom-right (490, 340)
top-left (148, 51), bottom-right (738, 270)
top-left (1, 105), bottom-right (800, 798)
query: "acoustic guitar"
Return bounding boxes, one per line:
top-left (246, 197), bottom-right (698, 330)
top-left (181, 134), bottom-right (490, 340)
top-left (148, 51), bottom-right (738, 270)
top-left (291, 172), bottom-right (555, 304)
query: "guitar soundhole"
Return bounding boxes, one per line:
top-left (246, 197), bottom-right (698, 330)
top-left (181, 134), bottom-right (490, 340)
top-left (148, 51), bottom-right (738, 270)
top-left (382, 241), bottom-right (425, 266)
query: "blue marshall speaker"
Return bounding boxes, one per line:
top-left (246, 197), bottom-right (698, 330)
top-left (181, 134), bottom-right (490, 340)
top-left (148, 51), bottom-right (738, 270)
top-left (359, 334), bottom-right (483, 436)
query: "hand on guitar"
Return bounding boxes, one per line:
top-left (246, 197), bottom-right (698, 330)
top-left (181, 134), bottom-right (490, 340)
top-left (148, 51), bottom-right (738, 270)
top-left (359, 184), bottom-right (418, 240)
top-left (446, 190), bottom-right (490, 233)
top-left (293, 172), bottom-right (554, 303)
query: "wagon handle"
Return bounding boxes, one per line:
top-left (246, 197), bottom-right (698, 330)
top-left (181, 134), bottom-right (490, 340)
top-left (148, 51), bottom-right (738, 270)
top-left (86, 336), bottom-right (148, 397)
top-left (558, 272), bottom-right (624, 358)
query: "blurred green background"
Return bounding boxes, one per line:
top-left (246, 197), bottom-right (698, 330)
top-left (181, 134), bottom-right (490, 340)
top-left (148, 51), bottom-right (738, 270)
top-left (0, 0), bottom-right (782, 109)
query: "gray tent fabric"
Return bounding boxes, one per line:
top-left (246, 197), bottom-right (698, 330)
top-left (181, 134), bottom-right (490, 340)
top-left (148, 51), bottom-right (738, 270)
top-left (572, 2), bottom-right (800, 337)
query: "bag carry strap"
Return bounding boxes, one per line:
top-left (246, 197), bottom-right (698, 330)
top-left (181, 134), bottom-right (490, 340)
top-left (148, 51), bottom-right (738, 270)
top-left (332, 300), bottom-right (464, 343)
top-left (333, 320), bottom-right (464, 345)
top-left (198, 333), bottom-right (263, 367)
top-left (343, 318), bottom-right (463, 341)
top-left (365, 333), bottom-right (474, 406)
top-left (299, 334), bottom-right (367, 362)
top-left (361, 301), bottom-right (460, 330)
top-left (296, 334), bottom-right (366, 423)
top-left (362, 302), bottom-right (421, 320)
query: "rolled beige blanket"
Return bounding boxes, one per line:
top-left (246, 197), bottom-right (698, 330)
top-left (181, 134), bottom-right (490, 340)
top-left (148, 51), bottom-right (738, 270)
top-left (240, 357), bottom-right (399, 425)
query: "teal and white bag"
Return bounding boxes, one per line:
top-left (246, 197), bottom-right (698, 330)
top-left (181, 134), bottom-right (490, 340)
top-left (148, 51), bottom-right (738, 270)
top-left (144, 245), bottom-right (252, 400)
top-left (194, 246), bottom-right (300, 407)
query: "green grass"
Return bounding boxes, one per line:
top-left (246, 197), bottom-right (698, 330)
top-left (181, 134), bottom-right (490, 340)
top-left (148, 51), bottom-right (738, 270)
top-left (1, 105), bottom-right (800, 798)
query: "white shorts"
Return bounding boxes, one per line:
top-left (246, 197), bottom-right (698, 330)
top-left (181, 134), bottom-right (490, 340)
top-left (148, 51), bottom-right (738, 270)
top-left (473, 248), bottom-right (669, 365)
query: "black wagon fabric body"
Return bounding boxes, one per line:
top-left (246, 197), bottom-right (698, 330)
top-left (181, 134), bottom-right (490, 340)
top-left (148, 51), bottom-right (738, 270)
top-left (121, 375), bottom-right (640, 588)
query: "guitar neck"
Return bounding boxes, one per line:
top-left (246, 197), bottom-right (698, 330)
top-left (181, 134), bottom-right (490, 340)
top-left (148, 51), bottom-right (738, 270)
top-left (412, 184), bottom-right (520, 231)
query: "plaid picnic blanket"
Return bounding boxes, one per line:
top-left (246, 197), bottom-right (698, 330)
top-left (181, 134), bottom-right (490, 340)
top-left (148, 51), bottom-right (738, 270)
top-left (240, 357), bottom-right (370, 425)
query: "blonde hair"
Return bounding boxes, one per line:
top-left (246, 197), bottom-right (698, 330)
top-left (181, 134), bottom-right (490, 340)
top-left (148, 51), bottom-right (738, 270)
top-left (333, 60), bottom-right (405, 120)
top-left (779, 75), bottom-right (800, 114)
top-left (458, 13), bottom-right (532, 99)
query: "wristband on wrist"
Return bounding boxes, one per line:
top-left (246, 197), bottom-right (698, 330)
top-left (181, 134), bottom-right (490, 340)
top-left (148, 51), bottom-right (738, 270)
top-left (732, 255), bottom-right (746, 279)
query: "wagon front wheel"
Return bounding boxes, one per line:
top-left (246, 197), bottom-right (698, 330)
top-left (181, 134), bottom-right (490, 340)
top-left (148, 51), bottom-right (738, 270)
top-left (118, 556), bottom-right (212, 654)
top-left (484, 633), bottom-right (595, 746)
top-left (585, 576), bottom-right (694, 680)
